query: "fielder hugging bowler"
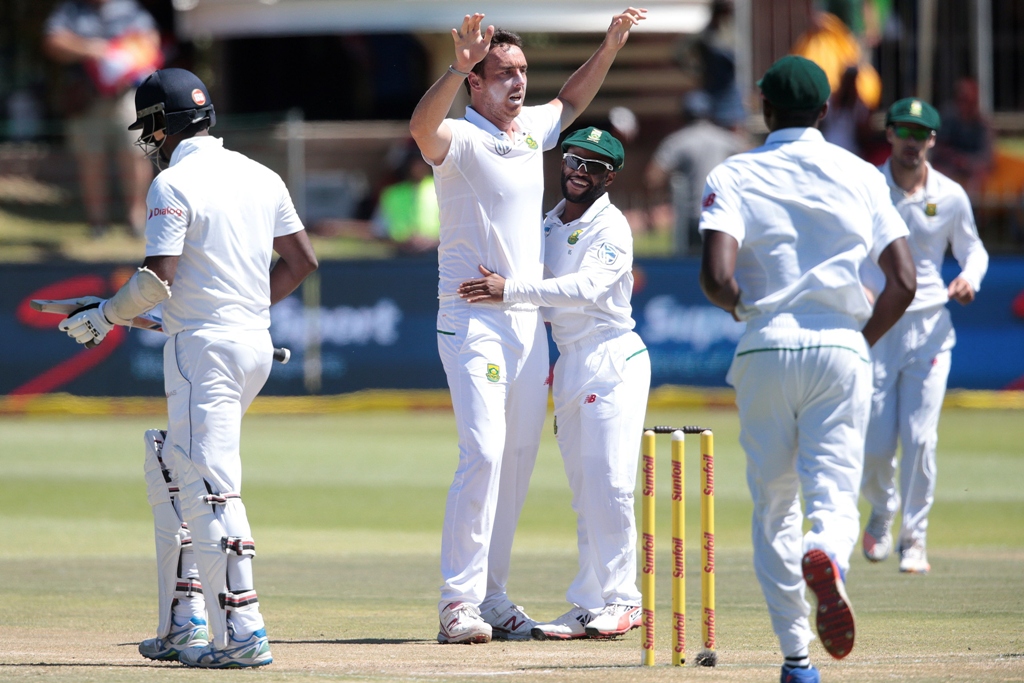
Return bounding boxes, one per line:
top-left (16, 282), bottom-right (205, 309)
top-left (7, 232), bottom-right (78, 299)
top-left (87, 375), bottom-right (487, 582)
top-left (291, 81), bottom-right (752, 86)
top-left (859, 98), bottom-right (988, 574)
top-left (410, 9), bottom-right (645, 643)
top-left (459, 127), bottom-right (649, 640)
top-left (699, 56), bottom-right (916, 683)
top-left (58, 68), bottom-right (317, 668)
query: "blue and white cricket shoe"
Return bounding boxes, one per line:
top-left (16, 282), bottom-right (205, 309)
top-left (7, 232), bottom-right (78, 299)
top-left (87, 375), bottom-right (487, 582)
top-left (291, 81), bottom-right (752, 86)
top-left (138, 616), bottom-right (208, 661)
top-left (178, 627), bottom-right (273, 668)
top-left (781, 664), bottom-right (821, 682)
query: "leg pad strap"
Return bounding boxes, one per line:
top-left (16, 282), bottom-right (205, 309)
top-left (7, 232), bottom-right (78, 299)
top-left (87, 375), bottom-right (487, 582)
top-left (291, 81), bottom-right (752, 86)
top-left (175, 578), bottom-right (203, 597)
top-left (221, 536), bottom-right (256, 557)
top-left (219, 589), bottom-right (259, 610)
top-left (203, 492), bottom-right (241, 505)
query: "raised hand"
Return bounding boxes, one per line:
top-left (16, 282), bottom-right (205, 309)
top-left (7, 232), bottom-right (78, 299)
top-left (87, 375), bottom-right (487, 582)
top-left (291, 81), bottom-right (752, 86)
top-left (451, 14), bottom-right (495, 72)
top-left (605, 7), bottom-right (648, 51)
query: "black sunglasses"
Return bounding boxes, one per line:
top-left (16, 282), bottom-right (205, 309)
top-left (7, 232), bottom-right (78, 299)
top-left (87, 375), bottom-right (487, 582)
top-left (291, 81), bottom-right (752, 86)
top-left (892, 125), bottom-right (934, 142)
top-left (563, 152), bottom-right (614, 174)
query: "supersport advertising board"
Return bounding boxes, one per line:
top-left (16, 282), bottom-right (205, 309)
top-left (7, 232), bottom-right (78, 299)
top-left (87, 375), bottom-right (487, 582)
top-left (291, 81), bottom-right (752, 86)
top-left (2, 258), bottom-right (1024, 396)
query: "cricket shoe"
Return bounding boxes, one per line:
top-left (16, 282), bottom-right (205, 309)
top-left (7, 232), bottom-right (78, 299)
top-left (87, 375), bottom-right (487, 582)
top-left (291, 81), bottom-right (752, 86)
top-left (898, 539), bottom-right (931, 574)
top-left (481, 600), bottom-right (536, 641)
top-left (862, 510), bottom-right (894, 563)
top-left (531, 605), bottom-right (596, 640)
top-left (802, 549), bottom-right (855, 659)
top-left (438, 602), bottom-right (492, 644)
top-left (177, 627), bottom-right (272, 668)
top-left (584, 602), bottom-right (642, 638)
top-left (138, 616), bottom-right (209, 661)
top-left (781, 664), bottom-right (821, 683)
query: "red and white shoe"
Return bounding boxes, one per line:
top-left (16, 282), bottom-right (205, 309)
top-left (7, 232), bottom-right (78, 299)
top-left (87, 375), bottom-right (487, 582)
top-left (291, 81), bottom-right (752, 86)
top-left (862, 511), bottom-right (894, 563)
top-left (898, 539), bottom-right (931, 574)
top-left (802, 549), bottom-right (855, 659)
top-left (531, 605), bottom-right (596, 640)
top-left (583, 602), bottom-right (642, 638)
top-left (437, 602), bottom-right (491, 644)
top-left (481, 600), bottom-right (536, 641)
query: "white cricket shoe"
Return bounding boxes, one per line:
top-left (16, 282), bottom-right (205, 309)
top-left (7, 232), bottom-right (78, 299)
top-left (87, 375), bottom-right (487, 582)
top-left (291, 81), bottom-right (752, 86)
top-left (438, 602), bottom-right (492, 644)
top-left (138, 616), bottom-right (209, 661)
top-left (177, 627), bottom-right (272, 668)
top-left (862, 510), bottom-right (894, 563)
top-left (481, 600), bottom-right (536, 641)
top-left (584, 602), bottom-right (642, 638)
top-left (531, 605), bottom-right (596, 640)
top-left (898, 539), bottom-right (931, 574)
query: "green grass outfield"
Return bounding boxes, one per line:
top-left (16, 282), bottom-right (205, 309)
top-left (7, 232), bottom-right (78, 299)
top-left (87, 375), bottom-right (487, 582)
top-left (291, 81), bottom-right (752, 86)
top-left (1, 407), bottom-right (1022, 681)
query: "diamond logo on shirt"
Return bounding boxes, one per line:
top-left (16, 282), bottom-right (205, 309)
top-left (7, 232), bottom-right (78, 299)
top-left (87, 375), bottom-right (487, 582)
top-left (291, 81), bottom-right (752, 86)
top-left (494, 140), bottom-right (512, 155)
top-left (525, 135), bottom-right (538, 150)
top-left (925, 202), bottom-right (937, 216)
top-left (486, 363), bottom-right (500, 382)
top-left (568, 229), bottom-right (583, 245)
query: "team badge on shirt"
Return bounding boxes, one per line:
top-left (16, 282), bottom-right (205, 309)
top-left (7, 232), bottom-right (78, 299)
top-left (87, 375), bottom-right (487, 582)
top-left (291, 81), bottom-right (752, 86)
top-left (525, 135), bottom-right (538, 150)
top-left (702, 192), bottom-right (716, 209)
top-left (925, 202), bottom-right (937, 216)
top-left (598, 242), bottom-right (618, 265)
top-left (486, 364), bottom-right (500, 382)
top-left (568, 229), bottom-right (583, 245)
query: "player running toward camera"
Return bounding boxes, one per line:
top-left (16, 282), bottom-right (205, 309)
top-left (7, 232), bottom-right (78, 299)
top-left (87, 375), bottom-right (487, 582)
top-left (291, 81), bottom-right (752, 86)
top-left (57, 68), bottom-right (317, 668)
top-left (459, 127), bottom-right (649, 641)
top-left (859, 98), bottom-right (988, 575)
top-left (699, 56), bottom-right (916, 683)
top-left (410, 8), bottom-right (646, 644)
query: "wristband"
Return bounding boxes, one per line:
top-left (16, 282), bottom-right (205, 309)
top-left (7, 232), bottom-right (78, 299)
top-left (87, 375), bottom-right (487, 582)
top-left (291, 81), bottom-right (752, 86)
top-left (448, 65), bottom-right (471, 78)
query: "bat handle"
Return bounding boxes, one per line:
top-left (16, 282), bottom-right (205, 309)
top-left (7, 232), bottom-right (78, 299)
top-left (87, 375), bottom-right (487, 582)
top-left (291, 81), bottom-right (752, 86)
top-left (273, 347), bottom-right (290, 364)
top-left (85, 340), bottom-right (98, 349)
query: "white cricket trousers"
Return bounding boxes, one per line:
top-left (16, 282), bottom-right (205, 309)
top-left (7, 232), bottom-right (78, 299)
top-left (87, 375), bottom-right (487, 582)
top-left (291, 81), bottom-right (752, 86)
top-left (552, 328), bottom-right (649, 610)
top-left (436, 299), bottom-right (549, 610)
top-left (162, 328), bottom-right (272, 645)
top-left (861, 307), bottom-right (954, 546)
top-left (728, 320), bottom-right (871, 659)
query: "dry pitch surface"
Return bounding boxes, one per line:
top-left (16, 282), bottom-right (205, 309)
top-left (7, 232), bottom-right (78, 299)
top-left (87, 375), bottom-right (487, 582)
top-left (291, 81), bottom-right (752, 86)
top-left (1, 409), bottom-right (1022, 682)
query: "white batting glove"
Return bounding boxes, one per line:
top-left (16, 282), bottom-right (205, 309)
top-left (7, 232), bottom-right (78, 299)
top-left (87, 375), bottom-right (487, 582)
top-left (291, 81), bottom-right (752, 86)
top-left (58, 301), bottom-right (115, 346)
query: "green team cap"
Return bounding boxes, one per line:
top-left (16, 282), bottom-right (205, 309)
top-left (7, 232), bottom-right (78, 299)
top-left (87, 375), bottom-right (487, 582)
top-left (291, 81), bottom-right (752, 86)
top-left (561, 126), bottom-right (625, 170)
top-left (886, 97), bottom-right (941, 131)
top-left (757, 55), bottom-right (831, 110)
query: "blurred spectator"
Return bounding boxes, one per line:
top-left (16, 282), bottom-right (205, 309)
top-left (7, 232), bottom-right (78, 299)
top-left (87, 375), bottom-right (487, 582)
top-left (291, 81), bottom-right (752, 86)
top-left (821, 65), bottom-right (873, 158)
top-left (645, 90), bottom-right (747, 255)
top-left (793, 10), bottom-right (881, 110)
top-left (675, 0), bottom-right (746, 130)
top-left (372, 140), bottom-right (440, 255)
top-left (932, 78), bottom-right (994, 195)
top-left (43, 0), bottom-right (162, 238)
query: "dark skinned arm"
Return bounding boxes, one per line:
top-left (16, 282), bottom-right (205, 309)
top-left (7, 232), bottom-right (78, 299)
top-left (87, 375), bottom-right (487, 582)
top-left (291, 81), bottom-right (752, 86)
top-left (270, 230), bottom-right (318, 304)
top-left (699, 230), bottom-right (741, 318)
top-left (861, 237), bottom-right (916, 346)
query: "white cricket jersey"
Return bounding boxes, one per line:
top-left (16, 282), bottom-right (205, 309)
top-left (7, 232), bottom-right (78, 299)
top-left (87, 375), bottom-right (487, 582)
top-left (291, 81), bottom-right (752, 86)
top-left (699, 127), bottom-right (909, 329)
top-left (430, 105), bottom-right (561, 297)
top-left (504, 193), bottom-right (635, 346)
top-left (145, 136), bottom-right (304, 334)
top-left (876, 159), bottom-right (988, 313)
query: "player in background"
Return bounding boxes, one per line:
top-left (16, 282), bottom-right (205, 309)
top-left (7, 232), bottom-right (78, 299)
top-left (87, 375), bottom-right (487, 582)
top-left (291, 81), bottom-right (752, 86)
top-left (859, 98), bottom-right (988, 574)
top-left (458, 127), bottom-right (649, 640)
top-left (699, 56), bottom-right (916, 683)
top-left (58, 68), bottom-right (317, 668)
top-left (410, 8), bottom-right (646, 643)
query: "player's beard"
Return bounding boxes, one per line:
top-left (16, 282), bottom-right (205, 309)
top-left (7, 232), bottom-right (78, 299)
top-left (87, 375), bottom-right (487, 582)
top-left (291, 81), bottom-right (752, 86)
top-left (561, 168), bottom-right (607, 206)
